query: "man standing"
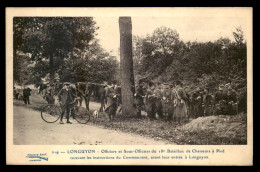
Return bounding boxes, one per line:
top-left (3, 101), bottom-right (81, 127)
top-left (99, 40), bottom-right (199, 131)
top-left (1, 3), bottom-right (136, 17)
top-left (69, 83), bottom-right (78, 120)
top-left (26, 87), bottom-right (32, 104)
top-left (134, 83), bottom-right (145, 118)
top-left (154, 82), bottom-right (163, 119)
top-left (203, 87), bottom-right (213, 116)
top-left (192, 88), bottom-right (203, 118)
top-left (115, 84), bottom-right (122, 114)
top-left (172, 80), bottom-right (188, 125)
top-left (145, 82), bottom-right (157, 120)
top-left (23, 87), bottom-right (27, 104)
top-left (58, 82), bottom-right (75, 124)
top-left (214, 86), bottom-right (223, 115)
top-left (105, 83), bottom-right (118, 121)
top-left (98, 83), bottom-right (107, 112)
top-left (161, 83), bottom-right (173, 122)
top-left (221, 87), bottom-right (229, 115)
top-left (23, 87), bottom-right (31, 104)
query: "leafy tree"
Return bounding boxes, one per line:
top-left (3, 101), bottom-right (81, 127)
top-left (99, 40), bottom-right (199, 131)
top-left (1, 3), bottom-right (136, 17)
top-left (13, 51), bottom-right (31, 87)
top-left (13, 17), bottom-right (98, 85)
top-left (133, 26), bottom-right (181, 82)
top-left (133, 26), bottom-right (247, 96)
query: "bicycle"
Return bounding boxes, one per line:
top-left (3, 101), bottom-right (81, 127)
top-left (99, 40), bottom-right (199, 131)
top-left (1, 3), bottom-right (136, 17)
top-left (41, 98), bottom-right (90, 124)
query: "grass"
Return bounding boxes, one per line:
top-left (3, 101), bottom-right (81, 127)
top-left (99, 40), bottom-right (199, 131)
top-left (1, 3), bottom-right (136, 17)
top-left (89, 111), bottom-right (247, 145)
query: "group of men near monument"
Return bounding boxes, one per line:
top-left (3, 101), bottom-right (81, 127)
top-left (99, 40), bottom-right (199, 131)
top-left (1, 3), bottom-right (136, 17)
top-left (133, 80), bottom-right (238, 124)
top-left (73, 79), bottom-right (239, 124)
top-left (14, 78), bottom-right (238, 124)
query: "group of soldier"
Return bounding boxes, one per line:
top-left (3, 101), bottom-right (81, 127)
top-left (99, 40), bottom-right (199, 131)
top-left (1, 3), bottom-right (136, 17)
top-left (133, 80), bottom-right (238, 124)
top-left (15, 77), bottom-right (238, 124)
top-left (92, 79), bottom-right (238, 124)
top-left (13, 86), bottom-right (32, 105)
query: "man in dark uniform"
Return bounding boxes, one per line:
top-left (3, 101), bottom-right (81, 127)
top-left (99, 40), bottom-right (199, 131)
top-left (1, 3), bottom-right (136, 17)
top-left (154, 82), bottom-right (163, 119)
top-left (183, 86), bottom-right (192, 119)
top-left (214, 86), bottom-right (223, 115)
top-left (98, 83), bottom-right (107, 112)
top-left (58, 82), bottom-right (75, 124)
top-left (161, 83), bottom-right (173, 122)
top-left (23, 87), bottom-right (31, 104)
top-left (23, 88), bottom-right (27, 104)
top-left (105, 84), bottom-right (118, 121)
top-left (203, 87), bottom-right (213, 116)
top-left (115, 84), bottom-right (122, 113)
top-left (172, 80), bottom-right (188, 125)
top-left (69, 83), bottom-right (78, 120)
top-left (134, 83), bottom-right (145, 118)
top-left (145, 82), bottom-right (157, 120)
top-left (221, 87), bottom-right (229, 115)
top-left (192, 88), bottom-right (203, 118)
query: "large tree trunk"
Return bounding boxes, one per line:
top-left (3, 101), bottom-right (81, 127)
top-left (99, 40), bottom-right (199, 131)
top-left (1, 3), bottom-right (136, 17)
top-left (119, 17), bottom-right (136, 116)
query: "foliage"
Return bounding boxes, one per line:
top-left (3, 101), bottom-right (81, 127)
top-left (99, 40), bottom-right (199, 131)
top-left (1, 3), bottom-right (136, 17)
top-left (13, 17), bottom-right (118, 86)
top-left (13, 51), bottom-right (32, 86)
top-left (133, 26), bottom-right (247, 94)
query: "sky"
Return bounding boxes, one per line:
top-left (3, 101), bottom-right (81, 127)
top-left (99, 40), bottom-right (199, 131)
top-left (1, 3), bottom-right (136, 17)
top-left (94, 16), bottom-right (248, 60)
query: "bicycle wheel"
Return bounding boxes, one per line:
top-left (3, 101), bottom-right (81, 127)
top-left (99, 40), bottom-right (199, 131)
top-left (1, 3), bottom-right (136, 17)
top-left (74, 106), bottom-right (90, 124)
top-left (41, 104), bottom-right (61, 123)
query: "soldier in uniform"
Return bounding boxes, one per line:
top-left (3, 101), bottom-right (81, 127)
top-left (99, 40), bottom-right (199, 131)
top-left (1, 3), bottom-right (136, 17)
top-left (98, 83), bottom-right (107, 112)
top-left (105, 83), bottom-right (118, 121)
top-left (192, 88), bottom-right (203, 118)
top-left (214, 86), bottom-right (223, 115)
top-left (69, 83), bottom-right (78, 120)
top-left (115, 84), bottom-right (122, 114)
top-left (203, 87), bottom-right (213, 116)
top-left (222, 87), bottom-right (229, 115)
top-left (82, 82), bottom-right (92, 110)
top-left (172, 80), bottom-right (188, 125)
top-left (145, 82), bottom-right (157, 120)
top-left (134, 83), bottom-right (145, 118)
top-left (23, 87), bottom-right (32, 104)
top-left (188, 91), bottom-right (195, 118)
top-left (183, 86), bottom-right (192, 119)
top-left (161, 83), bottom-right (173, 122)
top-left (154, 82), bottom-right (163, 119)
top-left (58, 82), bottom-right (75, 124)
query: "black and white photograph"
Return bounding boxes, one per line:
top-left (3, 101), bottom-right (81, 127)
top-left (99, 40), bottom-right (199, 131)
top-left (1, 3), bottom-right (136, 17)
top-left (6, 7), bottom-right (253, 165)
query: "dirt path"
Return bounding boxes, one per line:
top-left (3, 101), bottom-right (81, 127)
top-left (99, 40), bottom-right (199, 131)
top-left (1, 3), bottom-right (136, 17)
top-left (13, 105), bottom-right (169, 145)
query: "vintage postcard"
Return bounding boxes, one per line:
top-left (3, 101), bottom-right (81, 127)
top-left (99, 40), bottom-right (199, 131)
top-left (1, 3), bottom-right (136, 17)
top-left (6, 7), bottom-right (253, 165)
